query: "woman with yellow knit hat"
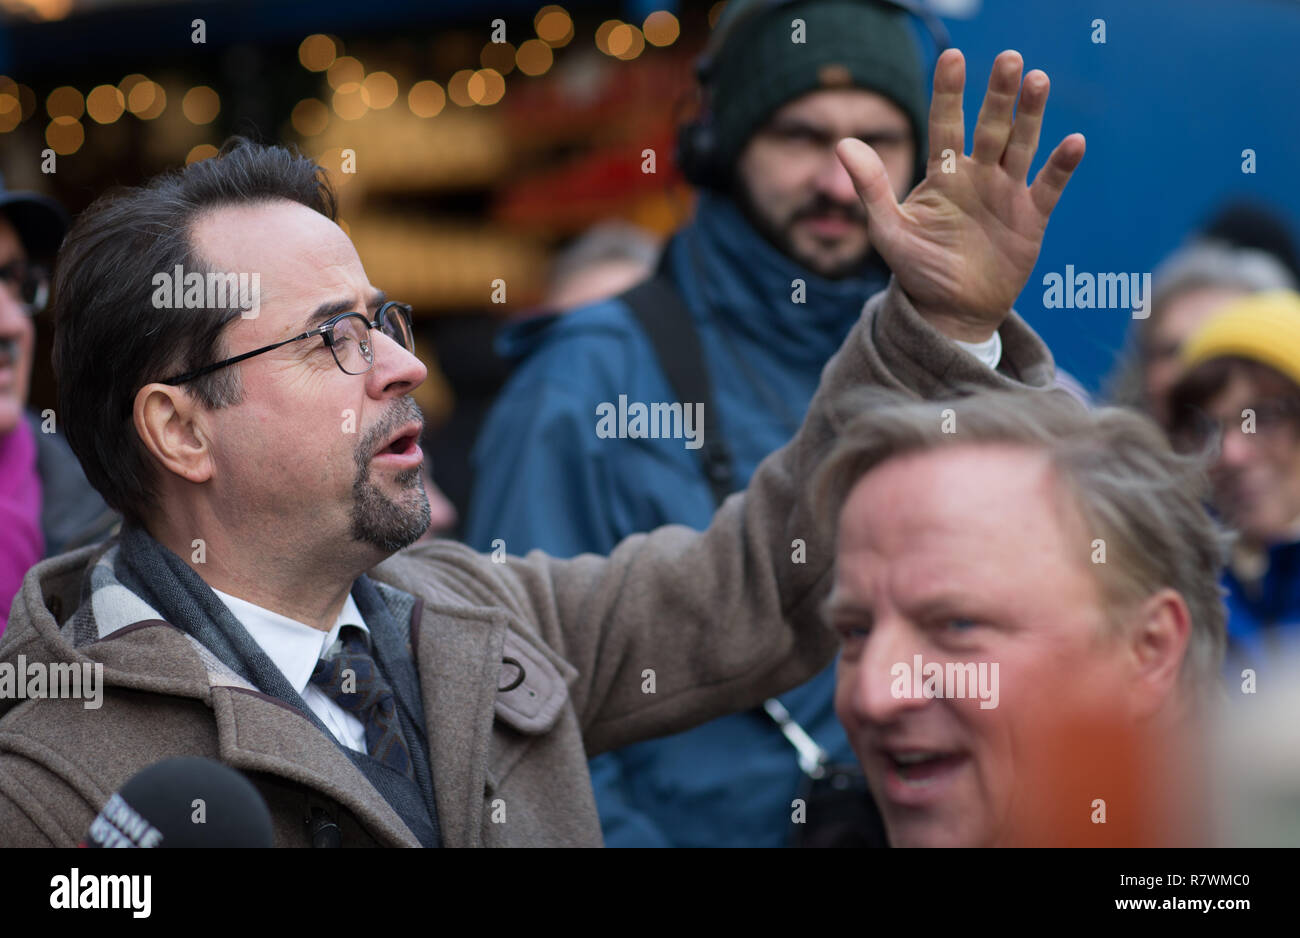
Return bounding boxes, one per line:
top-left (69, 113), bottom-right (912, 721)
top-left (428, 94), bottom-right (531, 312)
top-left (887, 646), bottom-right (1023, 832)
top-left (1168, 290), bottom-right (1300, 671)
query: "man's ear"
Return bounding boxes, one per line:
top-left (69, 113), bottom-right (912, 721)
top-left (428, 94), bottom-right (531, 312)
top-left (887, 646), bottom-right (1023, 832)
top-left (1124, 588), bottom-right (1192, 721)
top-left (133, 382), bottom-right (215, 485)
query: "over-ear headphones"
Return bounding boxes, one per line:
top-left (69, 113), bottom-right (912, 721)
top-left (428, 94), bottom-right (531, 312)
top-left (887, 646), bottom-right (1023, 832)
top-left (676, 0), bottom-right (950, 190)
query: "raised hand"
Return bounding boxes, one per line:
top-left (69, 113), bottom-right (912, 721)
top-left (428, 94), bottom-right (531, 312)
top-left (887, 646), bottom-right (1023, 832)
top-left (837, 48), bottom-right (1085, 342)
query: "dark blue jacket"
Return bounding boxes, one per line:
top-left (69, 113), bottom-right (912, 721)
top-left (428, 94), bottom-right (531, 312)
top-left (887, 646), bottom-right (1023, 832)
top-left (465, 191), bottom-right (888, 846)
top-left (1222, 541), bottom-right (1300, 680)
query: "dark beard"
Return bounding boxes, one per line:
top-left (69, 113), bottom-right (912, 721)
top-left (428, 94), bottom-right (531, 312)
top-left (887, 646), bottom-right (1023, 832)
top-left (730, 178), bottom-right (875, 281)
top-left (349, 397), bottom-right (431, 553)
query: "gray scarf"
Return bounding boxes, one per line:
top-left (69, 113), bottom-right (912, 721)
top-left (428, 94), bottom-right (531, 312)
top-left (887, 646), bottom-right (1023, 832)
top-left (112, 523), bottom-right (440, 847)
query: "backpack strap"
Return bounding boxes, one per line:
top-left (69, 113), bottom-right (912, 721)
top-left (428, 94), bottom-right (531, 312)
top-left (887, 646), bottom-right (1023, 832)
top-left (622, 271), bottom-right (835, 790)
top-left (619, 272), bottom-right (737, 508)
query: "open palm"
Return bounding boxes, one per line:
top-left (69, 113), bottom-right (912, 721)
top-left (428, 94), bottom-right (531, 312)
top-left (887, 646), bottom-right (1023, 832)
top-left (838, 49), bottom-right (1085, 342)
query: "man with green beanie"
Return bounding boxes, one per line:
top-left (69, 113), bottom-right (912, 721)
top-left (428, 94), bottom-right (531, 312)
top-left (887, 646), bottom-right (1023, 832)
top-left (704, 0), bottom-right (929, 280)
top-left (467, 1), bottom-right (1021, 846)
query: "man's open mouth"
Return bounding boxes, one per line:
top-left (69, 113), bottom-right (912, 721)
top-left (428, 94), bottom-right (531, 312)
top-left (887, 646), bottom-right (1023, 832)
top-left (890, 750), bottom-right (963, 779)
top-left (878, 747), bottom-right (970, 799)
top-left (376, 427), bottom-right (420, 457)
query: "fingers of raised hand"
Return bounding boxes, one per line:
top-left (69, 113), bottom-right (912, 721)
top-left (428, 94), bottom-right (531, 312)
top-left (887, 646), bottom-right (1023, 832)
top-left (836, 137), bottom-right (902, 238)
top-left (920, 48), bottom-right (1084, 227)
top-left (1029, 133), bottom-right (1087, 218)
top-left (927, 48), bottom-right (966, 165)
top-left (1000, 70), bottom-right (1050, 181)
top-left (972, 50), bottom-right (1024, 165)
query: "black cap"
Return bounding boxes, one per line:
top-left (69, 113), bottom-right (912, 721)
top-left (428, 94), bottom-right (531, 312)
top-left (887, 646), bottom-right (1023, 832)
top-left (0, 170), bottom-right (68, 260)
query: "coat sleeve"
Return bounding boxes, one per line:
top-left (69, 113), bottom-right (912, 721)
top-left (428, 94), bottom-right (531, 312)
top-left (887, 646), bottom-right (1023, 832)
top-left (411, 281), bottom-right (1056, 755)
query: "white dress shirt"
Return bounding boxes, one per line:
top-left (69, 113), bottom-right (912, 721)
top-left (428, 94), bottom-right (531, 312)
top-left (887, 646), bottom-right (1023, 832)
top-left (953, 330), bottom-right (1003, 370)
top-left (210, 587), bottom-right (370, 755)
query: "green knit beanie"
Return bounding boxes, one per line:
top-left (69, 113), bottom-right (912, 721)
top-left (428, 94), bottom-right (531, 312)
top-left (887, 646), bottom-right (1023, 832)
top-left (708, 0), bottom-right (928, 185)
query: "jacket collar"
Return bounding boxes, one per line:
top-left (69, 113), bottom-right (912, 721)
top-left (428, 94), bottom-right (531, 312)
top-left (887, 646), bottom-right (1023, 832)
top-left (666, 189), bottom-right (889, 365)
top-left (7, 543), bottom-right (575, 848)
top-left (11, 556), bottom-right (426, 847)
top-left (209, 678), bottom-right (421, 847)
top-left (92, 620), bottom-right (424, 845)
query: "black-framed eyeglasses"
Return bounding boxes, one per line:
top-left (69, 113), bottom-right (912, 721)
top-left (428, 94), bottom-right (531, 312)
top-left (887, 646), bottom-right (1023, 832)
top-left (0, 259), bottom-right (50, 313)
top-left (1172, 399), bottom-right (1300, 452)
top-left (161, 300), bottom-right (416, 386)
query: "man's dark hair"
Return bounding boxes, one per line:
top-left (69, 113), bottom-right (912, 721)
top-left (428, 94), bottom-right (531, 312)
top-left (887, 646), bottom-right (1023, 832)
top-left (51, 137), bottom-right (337, 525)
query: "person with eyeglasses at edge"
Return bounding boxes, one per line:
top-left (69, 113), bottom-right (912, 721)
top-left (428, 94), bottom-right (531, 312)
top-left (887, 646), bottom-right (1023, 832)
top-left (0, 174), bottom-right (116, 636)
top-left (466, 0), bottom-right (1050, 846)
top-left (1167, 290), bottom-right (1300, 679)
top-left (0, 17), bottom-right (1085, 842)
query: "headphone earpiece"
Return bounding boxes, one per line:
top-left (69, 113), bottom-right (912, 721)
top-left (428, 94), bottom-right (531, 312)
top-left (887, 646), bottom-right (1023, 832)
top-left (676, 114), bottom-right (724, 190)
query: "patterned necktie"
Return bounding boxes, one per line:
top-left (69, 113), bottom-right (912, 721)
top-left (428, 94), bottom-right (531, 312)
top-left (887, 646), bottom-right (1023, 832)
top-left (309, 625), bottom-right (415, 781)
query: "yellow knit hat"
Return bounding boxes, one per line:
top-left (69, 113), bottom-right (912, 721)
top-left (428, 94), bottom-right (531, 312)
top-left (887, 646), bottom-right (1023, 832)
top-left (1180, 289), bottom-right (1300, 387)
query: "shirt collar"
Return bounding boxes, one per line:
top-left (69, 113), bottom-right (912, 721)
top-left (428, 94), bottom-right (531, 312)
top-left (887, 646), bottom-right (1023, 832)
top-left (210, 587), bottom-right (369, 695)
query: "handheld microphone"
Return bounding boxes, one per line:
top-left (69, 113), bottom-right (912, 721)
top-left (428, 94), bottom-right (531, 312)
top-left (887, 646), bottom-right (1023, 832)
top-left (82, 756), bottom-right (273, 847)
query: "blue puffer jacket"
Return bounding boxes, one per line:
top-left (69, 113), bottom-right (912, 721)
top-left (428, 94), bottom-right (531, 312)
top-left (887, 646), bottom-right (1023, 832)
top-left (465, 191), bottom-right (888, 847)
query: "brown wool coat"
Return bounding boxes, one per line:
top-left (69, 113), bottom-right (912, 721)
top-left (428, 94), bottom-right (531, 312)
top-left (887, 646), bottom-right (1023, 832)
top-left (0, 282), bottom-right (1053, 846)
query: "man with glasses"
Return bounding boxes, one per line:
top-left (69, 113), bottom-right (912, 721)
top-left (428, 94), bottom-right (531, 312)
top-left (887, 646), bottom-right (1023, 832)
top-left (1, 44), bottom-right (1084, 845)
top-left (0, 175), bottom-right (114, 635)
